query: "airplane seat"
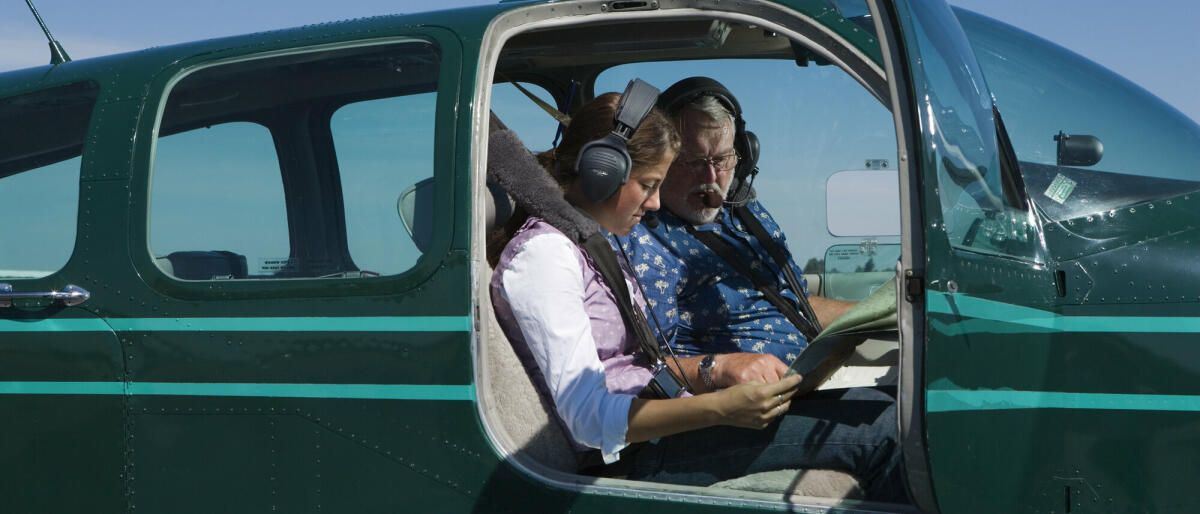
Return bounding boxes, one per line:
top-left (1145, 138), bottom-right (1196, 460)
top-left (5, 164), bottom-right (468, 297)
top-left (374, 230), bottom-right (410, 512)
top-left (158, 250), bottom-right (249, 280)
top-left (480, 297), bottom-right (580, 472)
top-left (803, 272), bottom-right (822, 296)
top-left (477, 112), bottom-right (579, 474)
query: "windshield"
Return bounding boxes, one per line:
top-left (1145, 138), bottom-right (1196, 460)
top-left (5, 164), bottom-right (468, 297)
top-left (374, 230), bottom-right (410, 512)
top-left (958, 8), bottom-right (1200, 222)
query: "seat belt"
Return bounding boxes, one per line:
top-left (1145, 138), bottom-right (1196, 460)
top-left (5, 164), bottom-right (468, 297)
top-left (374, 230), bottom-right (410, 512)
top-left (579, 233), bottom-right (683, 399)
top-left (731, 205), bottom-right (823, 334)
top-left (686, 218), bottom-right (821, 342)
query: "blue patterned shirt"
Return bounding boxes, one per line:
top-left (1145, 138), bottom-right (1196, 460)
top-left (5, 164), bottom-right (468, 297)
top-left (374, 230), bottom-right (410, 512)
top-left (611, 200), bottom-right (812, 364)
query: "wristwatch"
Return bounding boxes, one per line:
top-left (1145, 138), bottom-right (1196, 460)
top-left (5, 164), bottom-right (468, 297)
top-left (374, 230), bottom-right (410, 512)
top-left (698, 354), bottom-right (717, 390)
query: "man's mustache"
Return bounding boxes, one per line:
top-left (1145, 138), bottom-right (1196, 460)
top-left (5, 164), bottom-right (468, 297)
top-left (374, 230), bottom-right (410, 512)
top-left (689, 183), bottom-right (726, 208)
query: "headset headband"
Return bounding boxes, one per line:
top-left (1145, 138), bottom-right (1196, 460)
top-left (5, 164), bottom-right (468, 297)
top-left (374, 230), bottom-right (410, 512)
top-left (657, 76), bottom-right (743, 120)
top-left (613, 79), bottom-right (659, 140)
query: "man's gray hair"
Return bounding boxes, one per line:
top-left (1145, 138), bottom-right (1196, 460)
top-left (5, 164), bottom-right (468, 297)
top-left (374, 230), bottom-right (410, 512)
top-left (683, 94), bottom-right (734, 127)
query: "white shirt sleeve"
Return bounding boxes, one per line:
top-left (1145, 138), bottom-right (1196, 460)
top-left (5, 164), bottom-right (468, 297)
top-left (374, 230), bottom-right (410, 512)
top-left (499, 232), bottom-right (633, 463)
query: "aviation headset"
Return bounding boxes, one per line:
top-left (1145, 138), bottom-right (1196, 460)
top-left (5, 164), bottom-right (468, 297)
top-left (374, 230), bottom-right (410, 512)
top-left (656, 77), bottom-right (760, 204)
top-left (575, 78), bottom-right (661, 203)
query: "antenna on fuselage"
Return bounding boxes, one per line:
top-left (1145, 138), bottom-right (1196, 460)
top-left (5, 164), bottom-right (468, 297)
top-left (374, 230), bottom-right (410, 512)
top-left (24, 0), bottom-right (71, 65)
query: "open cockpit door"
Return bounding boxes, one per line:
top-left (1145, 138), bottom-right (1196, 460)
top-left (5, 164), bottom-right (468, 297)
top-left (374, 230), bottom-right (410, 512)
top-left (870, 0), bottom-right (1059, 511)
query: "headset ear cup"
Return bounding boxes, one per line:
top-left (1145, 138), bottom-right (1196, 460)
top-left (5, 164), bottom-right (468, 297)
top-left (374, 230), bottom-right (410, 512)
top-left (726, 129), bottom-right (760, 204)
top-left (741, 130), bottom-right (760, 176)
top-left (576, 136), bottom-right (631, 203)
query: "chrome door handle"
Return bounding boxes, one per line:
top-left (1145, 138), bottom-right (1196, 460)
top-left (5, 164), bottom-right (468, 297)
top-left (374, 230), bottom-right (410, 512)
top-left (0, 283), bottom-right (90, 308)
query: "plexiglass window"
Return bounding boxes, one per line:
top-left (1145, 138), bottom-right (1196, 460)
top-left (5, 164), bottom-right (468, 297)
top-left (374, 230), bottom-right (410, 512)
top-left (0, 82), bottom-right (97, 279)
top-left (151, 122), bottom-right (289, 279)
top-left (959, 9), bottom-right (1200, 223)
top-left (150, 40), bottom-right (442, 280)
top-left (894, 1), bottom-right (1042, 264)
top-left (331, 93), bottom-right (436, 276)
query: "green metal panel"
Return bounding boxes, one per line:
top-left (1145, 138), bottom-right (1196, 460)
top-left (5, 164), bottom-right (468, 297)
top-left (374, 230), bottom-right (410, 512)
top-left (0, 72), bottom-right (126, 512)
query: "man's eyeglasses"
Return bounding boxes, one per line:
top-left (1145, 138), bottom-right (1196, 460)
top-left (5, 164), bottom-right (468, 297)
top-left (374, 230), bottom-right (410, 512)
top-left (679, 152), bottom-right (739, 172)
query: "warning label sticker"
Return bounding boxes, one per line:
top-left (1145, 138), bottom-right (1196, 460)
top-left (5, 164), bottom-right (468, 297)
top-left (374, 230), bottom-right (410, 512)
top-left (1043, 174), bottom-right (1077, 204)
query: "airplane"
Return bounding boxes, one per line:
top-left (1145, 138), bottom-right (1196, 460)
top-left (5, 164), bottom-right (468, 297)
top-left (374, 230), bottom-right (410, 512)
top-left (1, 0), bottom-right (1198, 511)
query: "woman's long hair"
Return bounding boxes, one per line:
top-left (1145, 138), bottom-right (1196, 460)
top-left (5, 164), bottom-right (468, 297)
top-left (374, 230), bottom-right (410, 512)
top-left (487, 92), bottom-right (678, 265)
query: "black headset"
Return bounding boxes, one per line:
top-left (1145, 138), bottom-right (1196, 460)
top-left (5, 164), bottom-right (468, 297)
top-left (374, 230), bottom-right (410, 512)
top-left (656, 77), bottom-right (760, 204)
top-left (576, 78), bottom-right (660, 203)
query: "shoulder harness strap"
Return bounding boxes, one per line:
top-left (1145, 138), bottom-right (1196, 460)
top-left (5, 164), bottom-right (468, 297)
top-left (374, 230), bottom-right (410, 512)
top-left (686, 213), bottom-right (821, 341)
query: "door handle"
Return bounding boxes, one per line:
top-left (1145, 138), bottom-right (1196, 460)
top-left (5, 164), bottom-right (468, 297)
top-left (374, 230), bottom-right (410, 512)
top-left (0, 283), bottom-right (90, 308)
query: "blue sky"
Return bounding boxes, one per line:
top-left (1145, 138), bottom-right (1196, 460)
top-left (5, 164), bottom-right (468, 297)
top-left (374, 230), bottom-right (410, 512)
top-left (3, 0), bottom-right (1196, 275)
top-left (2, 0), bottom-right (1197, 123)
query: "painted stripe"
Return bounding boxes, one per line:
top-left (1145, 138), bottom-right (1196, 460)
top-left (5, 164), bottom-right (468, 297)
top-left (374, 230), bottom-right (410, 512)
top-left (926, 292), bottom-right (1200, 333)
top-left (1, 316), bottom-right (471, 333)
top-left (0, 381), bottom-right (125, 395)
top-left (928, 389), bottom-right (1200, 413)
top-left (0, 381), bottom-right (475, 401)
top-left (0, 318), bottom-right (114, 332)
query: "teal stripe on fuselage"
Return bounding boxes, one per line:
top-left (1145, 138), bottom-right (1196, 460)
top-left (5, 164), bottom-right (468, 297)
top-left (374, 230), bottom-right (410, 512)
top-left (926, 292), bottom-right (1200, 333)
top-left (0, 316), bottom-right (471, 332)
top-left (0, 318), bottom-right (114, 332)
top-left (0, 381), bottom-right (125, 395)
top-left (0, 381), bottom-right (475, 400)
top-left (928, 389), bottom-right (1200, 413)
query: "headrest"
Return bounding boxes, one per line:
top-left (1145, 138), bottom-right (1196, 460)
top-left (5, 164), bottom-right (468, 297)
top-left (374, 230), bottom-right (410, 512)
top-left (487, 129), bottom-right (599, 242)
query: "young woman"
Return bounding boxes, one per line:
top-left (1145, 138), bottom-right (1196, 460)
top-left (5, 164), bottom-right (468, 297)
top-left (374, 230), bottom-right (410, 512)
top-left (489, 92), bottom-right (904, 502)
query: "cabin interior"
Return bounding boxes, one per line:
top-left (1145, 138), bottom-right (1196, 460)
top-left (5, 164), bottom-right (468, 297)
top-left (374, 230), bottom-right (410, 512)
top-left (472, 5), bottom-right (908, 509)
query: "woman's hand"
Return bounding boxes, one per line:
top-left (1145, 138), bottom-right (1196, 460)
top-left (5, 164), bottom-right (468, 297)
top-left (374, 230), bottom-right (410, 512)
top-left (625, 373), bottom-right (802, 442)
top-left (709, 373), bottom-right (802, 429)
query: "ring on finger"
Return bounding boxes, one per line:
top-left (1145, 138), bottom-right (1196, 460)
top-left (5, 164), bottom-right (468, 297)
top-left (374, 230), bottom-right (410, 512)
top-left (776, 394), bottom-right (783, 406)
top-left (775, 404), bottom-right (783, 416)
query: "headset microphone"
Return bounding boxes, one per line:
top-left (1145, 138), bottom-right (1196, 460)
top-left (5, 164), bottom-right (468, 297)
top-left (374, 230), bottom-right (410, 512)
top-left (644, 212), bottom-right (660, 229)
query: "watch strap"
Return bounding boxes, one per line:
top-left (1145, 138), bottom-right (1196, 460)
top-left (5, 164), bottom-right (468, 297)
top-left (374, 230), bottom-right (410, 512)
top-left (699, 354), bottom-right (717, 390)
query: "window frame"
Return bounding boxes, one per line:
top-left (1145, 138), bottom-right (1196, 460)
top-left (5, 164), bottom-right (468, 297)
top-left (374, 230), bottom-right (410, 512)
top-left (130, 33), bottom-right (462, 300)
top-left (0, 80), bottom-right (101, 283)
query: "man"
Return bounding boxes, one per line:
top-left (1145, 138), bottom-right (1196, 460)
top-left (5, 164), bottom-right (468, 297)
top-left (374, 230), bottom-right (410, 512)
top-left (614, 77), bottom-right (855, 391)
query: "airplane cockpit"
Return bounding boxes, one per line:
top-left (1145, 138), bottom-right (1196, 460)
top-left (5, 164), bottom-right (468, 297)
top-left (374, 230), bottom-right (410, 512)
top-left (471, 3), bottom-right (907, 506)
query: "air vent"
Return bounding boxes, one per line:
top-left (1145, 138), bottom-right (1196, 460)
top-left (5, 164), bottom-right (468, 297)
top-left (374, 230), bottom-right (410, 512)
top-left (603, 1), bottom-right (658, 12)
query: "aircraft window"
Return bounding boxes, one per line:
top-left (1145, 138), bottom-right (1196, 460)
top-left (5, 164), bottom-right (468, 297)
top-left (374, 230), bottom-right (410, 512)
top-left (150, 121), bottom-right (289, 279)
top-left (0, 82), bottom-right (97, 279)
top-left (596, 59), bottom-right (899, 290)
top-left (490, 82), bottom-right (560, 153)
top-left (151, 40), bottom-right (442, 280)
top-left (331, 93), bottom-right (436, 276)
top-left (897, 3), bottom-right (1043, 264)
top-left (959, 9), bottom-right (1200, 222)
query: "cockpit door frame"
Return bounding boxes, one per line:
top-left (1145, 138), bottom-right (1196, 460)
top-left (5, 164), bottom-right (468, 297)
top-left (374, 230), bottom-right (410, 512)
top-left (865, 0), bottom-right (936, 510)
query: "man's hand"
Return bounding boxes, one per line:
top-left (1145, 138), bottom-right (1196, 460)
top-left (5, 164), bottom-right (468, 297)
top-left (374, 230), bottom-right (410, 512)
top-left (712, 352), bottom-right (788, 388)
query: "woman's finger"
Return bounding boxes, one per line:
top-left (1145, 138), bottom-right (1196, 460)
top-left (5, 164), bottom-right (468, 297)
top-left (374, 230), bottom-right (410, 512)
top-left (761, 373), bottom-right (802, 396)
